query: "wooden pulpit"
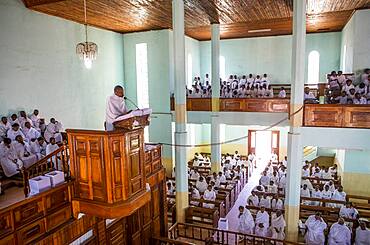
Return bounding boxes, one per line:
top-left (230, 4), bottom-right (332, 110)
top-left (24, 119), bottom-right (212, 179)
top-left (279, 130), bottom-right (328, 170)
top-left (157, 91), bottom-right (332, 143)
top-left (66, 114), bottom-right (152, 219)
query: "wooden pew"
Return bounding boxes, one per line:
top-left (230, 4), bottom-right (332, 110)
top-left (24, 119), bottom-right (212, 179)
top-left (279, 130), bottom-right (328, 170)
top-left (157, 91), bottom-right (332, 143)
top-left (185, 206), bottom-right (220, 228)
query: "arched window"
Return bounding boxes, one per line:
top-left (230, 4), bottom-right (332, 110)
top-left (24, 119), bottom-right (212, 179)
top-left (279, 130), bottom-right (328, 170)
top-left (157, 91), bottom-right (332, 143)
top-left (219, 56), bottom-right (226, 81)
top-left (187, 53), bottom-right (192, 88)
top-left (307, 50), bottom-right (320, 84)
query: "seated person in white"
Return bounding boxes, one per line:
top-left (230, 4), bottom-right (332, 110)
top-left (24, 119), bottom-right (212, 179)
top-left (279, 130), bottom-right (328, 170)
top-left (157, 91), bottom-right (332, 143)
top-left (355, 219), bottom-right (370, 245)
top-left (259, 171), bottom-right (270, 186)
top-left (254, 223), bottom-right (268, 239)
top-left (354, 92), bottom-right (367, 104)
top-left (189, 183), bottom-right (201, 206)
top-left (166, 182), bottom-right (175, 195)
top-left (46, 137), bottom-right (61, 169)
top-left (266, 180), bottom-right (278, 194)
top-left (22, 121), bottom-right (41, 143)
top-left (203, 185), bottom-right (216, 208)
top-left (304, 87), bottom-right (316, 101)
top-left (0, 117), bottom-right (11, 141)
top-left (265, 85), bottom-right (274, 98)
top-left (271, 210), bottom-right (286, 241)
top-left (328, 218), bottom-right (351, 245)
top-left (259, 193), bottom-right (271, 209)
top-left (7, 123), bottom-right (26, 142)
top-left (270, 171), bottom-right (279, 185)
top-left (312, 168), bottom-right (322, 178)
top-left (255, 206), bottom-right (270, 229)
top-left (321, 184), bottom-right (333, 200)
top-left (218, 171), bottom-right (226, 183)
top-left (321, 167), bottom-right (332, 180)
top-left (301, 178), bottom-right (314, 191)
top-left (247, 191), bottom-right (259, 206)
top-left (311, 185), bottom-right (322, 206)
top-left (30, 109), bottom-right (41, 127)
top-left (300, 184), bottom-right (311, 205)
top-left (324, 180), bottom-right (336, 193)
top-left (271, 195), bottom-right (284, 210)
top-left (237, 206), bottom-right (255, 237)
top-left (190, 169), bottom-right (200, 180)
top-left (18, 111), bottom-right (33, 128)
top-left (329, 164), bottom-right (338, 178)
top-left (44, 118), bottom-right (63, 143)
top-left (0, 138), bottom-right (23, 177)
top-left (302, 165), bottom-right (310, 177)
top-left (252, 185), bottom-right (266, 193)
top-left (13, 135), bottom-right (38, 168)
top-left (304, 213), bottom-right (327, 245)
top-left (331, 186), bottom-right (346, 208)
top-left (30, 137), bottom-right (47, 160)
top-left (342, 79), bottom-right (355, 94)
top-left (278, 174), bottom-right (286, 193)
top-left (278, 87), bottom-right (286, 98)
top-left (9, 114), bottom-right (19, 126)
top-left (195, 176), bottom-right (208, 193)
top-left (339, 202), bottom-right (359, 219)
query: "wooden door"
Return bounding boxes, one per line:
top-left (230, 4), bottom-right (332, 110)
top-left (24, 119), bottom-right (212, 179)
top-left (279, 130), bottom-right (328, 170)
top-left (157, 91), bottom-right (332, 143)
top-left (247, 130), bottom-right (257, 155)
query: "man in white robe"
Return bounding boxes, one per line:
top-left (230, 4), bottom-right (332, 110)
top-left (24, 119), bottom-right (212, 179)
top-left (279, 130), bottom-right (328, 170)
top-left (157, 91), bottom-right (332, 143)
top-left (0, 117), bottom-right (11, 142)
top-left (189, 184), bottom-right (201, 206)
top-left (322, 185), bottom-right (333, 200)
top-left (255, 207), bottom-right (270, 229)
top-left (304, 213), bottom-right (327, 245)
top-left (331, 186), bottom-right (346, 208)
top-left (247, 191), bottom-right (259, 206)
top-left (267, 181), bottom-right (278, 194)
top-left (259, 171), bottom-right (270, 186)
top-left (271, 195), bottom-right (284, 210)
top-left (238, 206), bottom-right (255, 237)
top-left (355, 219), bottom-right (370, 245)
top-left (0, 138), bottom-right (23, 177)
top-left (46, 137), bottom-right (61, 169)
top-left (190, 169), bottom-right (200, 181)
top-left (271, 210), bottom-right (286, 243)
top-left (7, 123), bottom-right (26, 142)
top-left (105, 85), bottom-right (128, 131)
top-left (328, 218), bottom-right (351, 245)
top-left (30, 137), bottom-right (47, 160)
top-left (302, 165), bottom-right (310, 177)
top-left (339, 202), bottom-right (358, 219)
top-left (13, 135), bottom-right (37, 168)
top-left (203, 185), bottom-right (216, 208)
top-left (44, 118), bottom-right (63, 143)
top-left (311, 186), bottom-right (322, 206)
top-left (19, 111), bottom-right (33, 128)
top-left (22, 122), bottom-right (41, 142)
top-left (9, 114), bottom-right (19, 126)
top-left (195, 176), bottom-right (207, 193)
top-left (259, 194), bottom-right (271, 209)
top-left (30, 109), bottom-right (40, 127)
top-left (301, 184), bottom-right (311, 205)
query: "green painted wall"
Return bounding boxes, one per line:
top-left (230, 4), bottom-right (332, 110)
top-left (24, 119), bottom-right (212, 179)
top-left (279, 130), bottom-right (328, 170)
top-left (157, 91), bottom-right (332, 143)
top-left (0, 0), bottom-right (124, 130)
top-left (200, 32), bottom-right (341, 84)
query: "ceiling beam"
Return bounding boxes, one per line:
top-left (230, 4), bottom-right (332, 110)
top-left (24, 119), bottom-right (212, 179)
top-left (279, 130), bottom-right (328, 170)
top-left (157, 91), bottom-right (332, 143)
top-left (23, 0), bottom-right (67, 8)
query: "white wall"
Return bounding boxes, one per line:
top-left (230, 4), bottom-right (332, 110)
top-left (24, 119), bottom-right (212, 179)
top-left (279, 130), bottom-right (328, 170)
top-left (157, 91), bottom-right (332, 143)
top-left (0, 0), bottom-right (124, 130)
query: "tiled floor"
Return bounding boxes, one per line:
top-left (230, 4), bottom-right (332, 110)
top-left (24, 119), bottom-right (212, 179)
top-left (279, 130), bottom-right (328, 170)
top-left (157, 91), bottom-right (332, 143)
top-left (223, 162), bottom-right (264, 231)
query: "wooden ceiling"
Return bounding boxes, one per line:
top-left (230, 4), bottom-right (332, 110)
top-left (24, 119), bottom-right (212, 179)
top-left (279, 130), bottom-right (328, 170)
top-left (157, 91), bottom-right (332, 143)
top-left (22, 0), bottom-right (370, 40)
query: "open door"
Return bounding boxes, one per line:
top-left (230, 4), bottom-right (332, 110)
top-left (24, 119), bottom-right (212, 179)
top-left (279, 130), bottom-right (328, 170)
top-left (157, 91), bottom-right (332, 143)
top-left (248, 130), bottom-right (256, 155)
top-left (271, 131), bottom-right (280, 161)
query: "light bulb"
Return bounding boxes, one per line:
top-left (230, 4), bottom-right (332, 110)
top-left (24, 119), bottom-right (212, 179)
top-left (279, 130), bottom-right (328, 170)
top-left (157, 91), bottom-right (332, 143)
top-left (84, 58), bottom-right (92, 69)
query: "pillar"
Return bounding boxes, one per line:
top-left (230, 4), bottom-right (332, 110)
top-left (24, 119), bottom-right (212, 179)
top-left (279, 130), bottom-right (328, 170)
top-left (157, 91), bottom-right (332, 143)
top-left (285, 0), bottom-right (306, 241)
top-left (211, 23), bottom-right (222, 173)
top-left (172, 0), bottom-right (188, 223)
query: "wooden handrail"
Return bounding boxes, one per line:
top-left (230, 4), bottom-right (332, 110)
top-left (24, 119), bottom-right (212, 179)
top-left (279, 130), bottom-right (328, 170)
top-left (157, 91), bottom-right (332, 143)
top-left (171, 222), bottom-right (304, 245)
top-left (151, 236), bottom-right (196, 245)
top-left (21, 144), bottom-right (70, 197)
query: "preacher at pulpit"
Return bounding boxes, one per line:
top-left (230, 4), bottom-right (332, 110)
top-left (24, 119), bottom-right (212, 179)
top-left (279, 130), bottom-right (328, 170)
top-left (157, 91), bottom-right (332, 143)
top-left (105, 85), bottom-right (127, 131)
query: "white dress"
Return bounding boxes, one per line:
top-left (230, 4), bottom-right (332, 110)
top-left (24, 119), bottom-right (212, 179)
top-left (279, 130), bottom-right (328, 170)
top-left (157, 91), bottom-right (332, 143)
top-left (44, 123), bottom-right (63, 143)
top-left (0, 142), bottom-right (23, 177)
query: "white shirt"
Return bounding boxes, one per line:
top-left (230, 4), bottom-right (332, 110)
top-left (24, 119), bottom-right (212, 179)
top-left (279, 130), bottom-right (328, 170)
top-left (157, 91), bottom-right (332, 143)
top-left (22, 127), bottom-right (41, 142)
top-left (300, 188), bottom-right (310, 198)
top-left (0, 121), bottom-right (11, 138)
top-left (247, 194), bottom-right (259, 206)
top-left (105, 94), bottom-right (127, 124)
top-left (355, 227), bottom-right (370, 245)
top-left (7, 129), bottom-right (26, 142)
top-left (46, 143), bottom-right (59, 156)
top-left (328, 222), bottom-right (351, 245)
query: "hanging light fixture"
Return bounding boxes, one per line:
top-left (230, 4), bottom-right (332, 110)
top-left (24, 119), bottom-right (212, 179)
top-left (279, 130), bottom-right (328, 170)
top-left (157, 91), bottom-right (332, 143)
top-left (76, 0), bottom-right (98, 69)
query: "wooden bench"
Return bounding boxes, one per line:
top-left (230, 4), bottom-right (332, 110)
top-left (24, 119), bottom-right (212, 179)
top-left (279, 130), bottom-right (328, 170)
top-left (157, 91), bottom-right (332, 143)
top-left (185, 206), bottom-right (220, 228)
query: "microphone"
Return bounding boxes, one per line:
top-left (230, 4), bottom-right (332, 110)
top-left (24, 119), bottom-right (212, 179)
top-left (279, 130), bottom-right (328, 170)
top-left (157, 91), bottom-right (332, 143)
top-left (124, 96), bottom-right (140, 110)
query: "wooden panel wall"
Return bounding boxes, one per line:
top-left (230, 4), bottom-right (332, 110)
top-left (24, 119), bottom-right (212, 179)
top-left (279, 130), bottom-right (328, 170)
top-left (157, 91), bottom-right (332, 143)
top-left (304, 105), bottom-right (370, 128)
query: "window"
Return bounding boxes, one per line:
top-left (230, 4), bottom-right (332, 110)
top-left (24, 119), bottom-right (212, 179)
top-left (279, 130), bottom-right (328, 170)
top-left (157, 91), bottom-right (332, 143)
top-left (187, 53), bottom-right (193, 88)
top-left (219, 56), bottom-right (226, 81)
top-left (342, 45), bottom-right (347, 72)
top-left (307, 50), bottom-right (320, 84)
top-left (136, 43), bottom-right (149, 142)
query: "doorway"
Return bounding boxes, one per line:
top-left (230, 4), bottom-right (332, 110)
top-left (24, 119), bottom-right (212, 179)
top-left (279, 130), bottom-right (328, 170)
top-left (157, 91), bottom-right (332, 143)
top-left (248, 130), bottom-right (280, 164)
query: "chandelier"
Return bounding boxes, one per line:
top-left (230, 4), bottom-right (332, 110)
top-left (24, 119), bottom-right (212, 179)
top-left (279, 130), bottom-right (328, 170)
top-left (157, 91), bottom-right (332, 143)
top-left (76, 0), bottom-right (98, 69)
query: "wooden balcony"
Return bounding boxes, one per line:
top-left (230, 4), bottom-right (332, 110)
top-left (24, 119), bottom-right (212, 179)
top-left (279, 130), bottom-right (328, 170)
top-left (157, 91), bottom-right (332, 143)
top-left (304, 104), bottom-right (370, 128)
top-left (170, 97), bottom-right (290, 113)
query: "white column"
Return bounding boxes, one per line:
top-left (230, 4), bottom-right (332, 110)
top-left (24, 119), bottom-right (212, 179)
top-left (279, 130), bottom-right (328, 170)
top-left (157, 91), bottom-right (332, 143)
top-left (211, 23), bottom-right (221, 173)
top-left (172, 0), bottom-right (188, 223)
top-left (285, 0), bottom-right (306, 241)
